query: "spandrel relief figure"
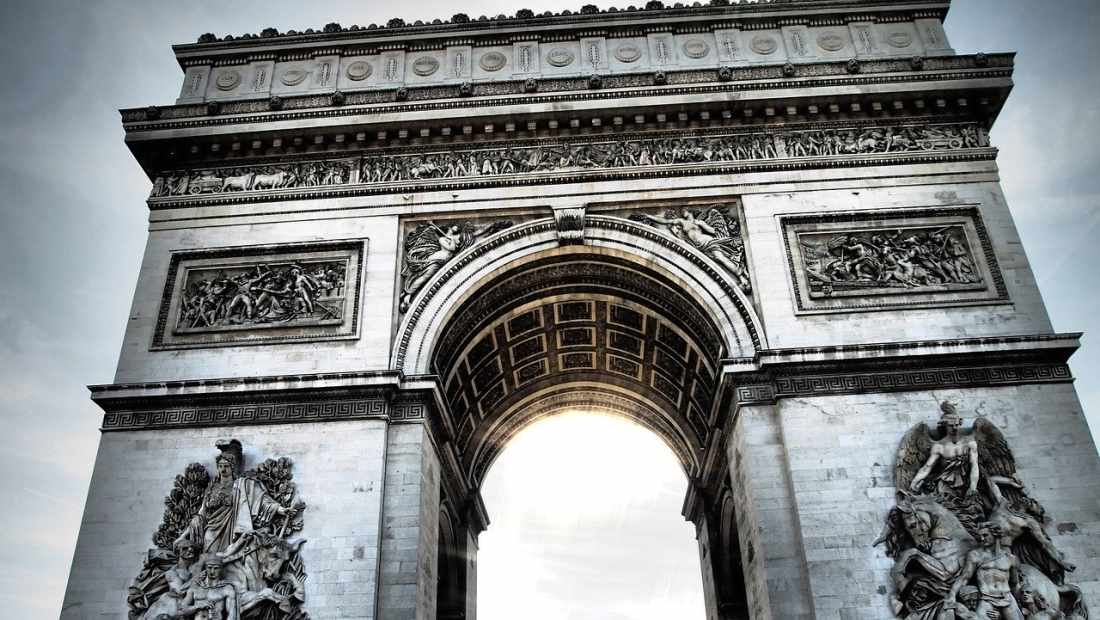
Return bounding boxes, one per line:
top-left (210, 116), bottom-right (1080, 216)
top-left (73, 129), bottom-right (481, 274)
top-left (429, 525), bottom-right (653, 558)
top-left (630, 206), bottom-right (751, 294)
top-left (127, 440), bottom-right (308, 620)
top-left (876, 402), bottom-right (1086, 620)
top-left (399, 219), bottom-right (512, 312)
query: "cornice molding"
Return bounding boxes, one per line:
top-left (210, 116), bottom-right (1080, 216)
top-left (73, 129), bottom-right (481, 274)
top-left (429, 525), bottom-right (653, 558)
top-left (123, 54), bottom-right (1011, 130)
top-left (172, 0), bottom-right (950, 54)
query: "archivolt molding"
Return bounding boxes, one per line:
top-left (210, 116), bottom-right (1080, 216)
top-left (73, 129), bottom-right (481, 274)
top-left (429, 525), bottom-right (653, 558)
top-left (393, 216), bottom-right (764, 374)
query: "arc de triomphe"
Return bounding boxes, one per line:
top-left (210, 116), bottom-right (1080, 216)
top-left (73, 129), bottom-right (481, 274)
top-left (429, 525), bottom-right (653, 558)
top-left (63, 1), bottom-right (1100, 619)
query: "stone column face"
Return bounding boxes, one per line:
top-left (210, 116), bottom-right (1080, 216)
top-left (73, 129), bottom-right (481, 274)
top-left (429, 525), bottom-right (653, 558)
top-left (377, 423), bottom-right (441, 620)
top-left (725, 404), bottom-right (815, 620)
top-left (61, 420), bottom-right (388, 619)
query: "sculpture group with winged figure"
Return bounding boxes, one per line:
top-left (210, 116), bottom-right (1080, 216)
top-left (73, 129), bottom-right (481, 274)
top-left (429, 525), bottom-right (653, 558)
top-left (128, 439), bottom-right (309, 620)
top-left (876, 402), bottom-right (1086, 619)
top-left (398, 219), bottom-right (513, 312)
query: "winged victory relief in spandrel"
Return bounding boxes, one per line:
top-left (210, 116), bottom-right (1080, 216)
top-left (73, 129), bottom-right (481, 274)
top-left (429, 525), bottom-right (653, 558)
top-left (127, 439), bottom-right (310, 620)
top-left (399, 219), bottom-right (512, 312)
top-left (875, 402), bottom-right (1086, 619)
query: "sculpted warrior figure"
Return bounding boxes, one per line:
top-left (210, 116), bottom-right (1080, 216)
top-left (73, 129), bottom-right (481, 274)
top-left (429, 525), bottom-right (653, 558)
top-left (909, 402), bottom-right (979, 499)
top-left (399, 220), bottom-right (512, 312)
top-left (176, 440), bottom-right (289, 555)
top-left (631, 207), bottom-right (752, 293)
top-left (945, 525), bottom-right (1023, 620)
top-left (174, 555), bottom-right (240, 620)
top-left (879, 402), bottom-right (1088, 619)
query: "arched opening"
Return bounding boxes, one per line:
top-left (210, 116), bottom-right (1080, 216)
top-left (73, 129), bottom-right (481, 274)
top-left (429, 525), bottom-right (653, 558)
top-left (477, 412), bottom-right (706, 619)
top-left (395, 217), bottom-right (759, 619)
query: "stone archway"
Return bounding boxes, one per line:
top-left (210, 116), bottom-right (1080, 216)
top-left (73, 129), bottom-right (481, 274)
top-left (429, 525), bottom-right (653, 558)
top-left (394, 216), bottom-right (762, 619)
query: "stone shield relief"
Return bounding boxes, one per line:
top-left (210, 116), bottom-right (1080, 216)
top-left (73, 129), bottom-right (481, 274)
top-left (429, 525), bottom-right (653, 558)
top-left (782, 207), bottom-right (1009, 313)
top-left (152, 240), bottom-right (365, 349)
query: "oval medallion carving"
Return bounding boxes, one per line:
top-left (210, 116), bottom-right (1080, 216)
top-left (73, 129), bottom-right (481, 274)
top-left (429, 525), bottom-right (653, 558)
top-left (682, 39), bottom-right (710, 59)
top-left (215, 70), bottom-right (241, 91)
top-left (345, 61), bottom-right (372, 81)
top-left (412, 56), bottom-right (440, 77)
top-left (479, 51), bottom-right (507, 72)
top-left (750, 35), bottom-right (778, 55)
top-left (546, 48), bottom-right (575, 67)
top-left (614, 43), bottom-right (642, 63)
top-left (887, 31), bottom-right (913, 48)
top-left (280, 68), bottom-right (309, 86)
top-left (817, 32), bottom-right (846, 52)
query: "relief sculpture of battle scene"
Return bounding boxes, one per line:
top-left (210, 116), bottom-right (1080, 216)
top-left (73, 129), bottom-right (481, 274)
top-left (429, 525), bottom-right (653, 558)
top-left (798, 224), bottom-right (984, 297)
top-left (876, 403), bottom-right (1087, 619)
top-left (153, 241), bottom-right (364, 349)
top-left (128, 440), bottom-right (309, 620)
top-left (783, 208), bottom-right (1008, 313)
top-left (176, 259), bottom-right (347, 332)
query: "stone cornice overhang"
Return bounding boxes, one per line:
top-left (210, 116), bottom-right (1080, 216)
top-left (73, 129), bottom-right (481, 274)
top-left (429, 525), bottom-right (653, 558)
top-left (121, 54), bottom-right (1013, 181)
top-left (170, 0), bottom-right (951, 65)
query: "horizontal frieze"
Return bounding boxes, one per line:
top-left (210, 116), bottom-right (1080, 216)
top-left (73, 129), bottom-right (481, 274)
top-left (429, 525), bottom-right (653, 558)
top-left (148, 121), bottom-right (992, 207)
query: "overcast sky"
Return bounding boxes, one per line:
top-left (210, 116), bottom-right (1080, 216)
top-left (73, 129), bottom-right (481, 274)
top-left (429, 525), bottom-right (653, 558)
top-left (0, 1), bottom-right (1097, 618)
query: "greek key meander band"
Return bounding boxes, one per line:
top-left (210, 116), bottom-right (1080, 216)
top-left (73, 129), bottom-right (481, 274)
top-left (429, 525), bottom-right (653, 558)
top-left (99, 363), bottom-right (1072, 430)
top-left (735, 363), bottom-right (1074, 405)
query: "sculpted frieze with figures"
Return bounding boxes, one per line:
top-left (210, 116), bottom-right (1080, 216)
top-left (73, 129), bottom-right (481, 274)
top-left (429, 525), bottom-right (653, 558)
top-left (148, 123), bottom-right (989, 203)
top-left (627, 203), bottom-right (751, 294)
top-left (152, 241), bottom-right (365, 349)
top-left (783, 207), bottom-right (1009, 313)
top-left (876, 403), bottom-right (1087, 619)
top-left (128, 440), bottom-right (309, 620)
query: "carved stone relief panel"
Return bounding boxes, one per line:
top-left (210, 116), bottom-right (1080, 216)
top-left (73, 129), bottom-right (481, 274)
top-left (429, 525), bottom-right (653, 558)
top-left (511, 42), bottom-right (539, 76)
top-left (877, 403), bottom-right (1087, 619)
top-left (782, 207), bottom-right (1009, 313)
top-left (742, 29), bottom-right (787, 64)
top-left (152, 240), bottom-right (365, 349)
top-left (151, 123), bottom-right (989, 204)
top-left (398, 217), bottom-right (517, 313)
top-left (624, 201), bottom-right (752, 296)
top-left (205, 61), bottom-right (273, 101)
top-left (541, 41), bottom-right (581, 76)
top-left (781, 25), bottom-right (818, 63)
top-left (127, 439), bottom-right (309, 620)
top-left (337, 55), bottom-right (378, 91)
top-left (674, 33), bottom-right (716, 68)
top-left (873, 22), bottom-right (924, 58)
top-left (646, 33), bottom-right (677, 68)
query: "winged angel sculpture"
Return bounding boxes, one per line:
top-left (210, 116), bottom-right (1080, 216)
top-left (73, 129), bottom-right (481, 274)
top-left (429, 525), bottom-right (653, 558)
top-left (128, 439), bottom-right (309, 620)
top-left (399, 219), bottom-right (512, 312)
top-left (876, 402), bottom-right (1086, 619)
top-left (630, 206), bottom-right (752, 294)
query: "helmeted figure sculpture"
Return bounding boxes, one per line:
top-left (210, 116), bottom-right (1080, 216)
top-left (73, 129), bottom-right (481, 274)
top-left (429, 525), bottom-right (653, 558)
top-left (127, 439), bottom-right (309, 620)
top-left (875, 403), bottom-right (1087, 619)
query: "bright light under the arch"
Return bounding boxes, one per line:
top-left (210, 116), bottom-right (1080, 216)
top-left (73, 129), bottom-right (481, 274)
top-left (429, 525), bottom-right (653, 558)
top-left (477, 412), bottom-right (706, 620)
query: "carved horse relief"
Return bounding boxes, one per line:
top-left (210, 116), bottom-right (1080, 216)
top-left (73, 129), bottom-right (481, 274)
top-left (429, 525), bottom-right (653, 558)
top-left (876, 403), bottom-right (1086, 619)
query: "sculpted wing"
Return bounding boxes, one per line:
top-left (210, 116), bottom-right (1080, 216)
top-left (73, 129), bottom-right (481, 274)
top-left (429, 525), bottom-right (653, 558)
top-left (973, 417), bottom-right (1016, 479)
top-left (894, 422), bottom-right (933, 493)
top-left (702, 207), bottom-right (734, 239)
top-left (402, 223), bottom-right (443, 275)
